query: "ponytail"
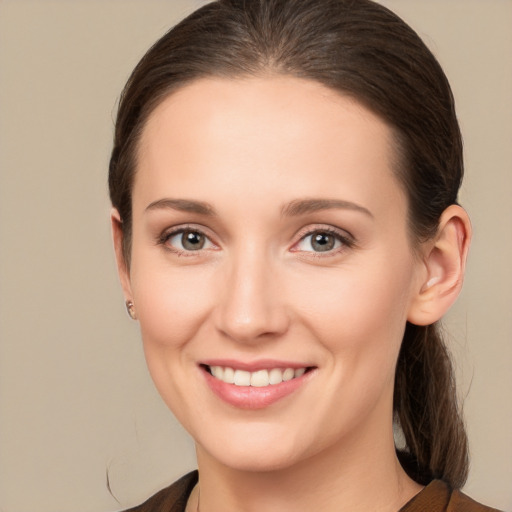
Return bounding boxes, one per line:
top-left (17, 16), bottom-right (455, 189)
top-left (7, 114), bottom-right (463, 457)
top-left (394, 322), bottom-right (469, 487)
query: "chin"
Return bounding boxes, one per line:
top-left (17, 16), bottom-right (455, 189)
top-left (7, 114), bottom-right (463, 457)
top-left (204, 444), bottom-right (302, 473)
top-left (193, 420), bottom-right (322, 474)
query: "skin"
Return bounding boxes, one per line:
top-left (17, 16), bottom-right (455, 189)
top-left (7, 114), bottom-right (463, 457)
top-left (112, 76), bottom-right (471, 512)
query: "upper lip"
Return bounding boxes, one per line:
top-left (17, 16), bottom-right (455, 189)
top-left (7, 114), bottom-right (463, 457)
top-left (200, 359), bottom-right (315, 372)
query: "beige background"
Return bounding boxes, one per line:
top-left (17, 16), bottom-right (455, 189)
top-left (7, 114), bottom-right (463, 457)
top-left (0, 1), bottom-right (510, 511)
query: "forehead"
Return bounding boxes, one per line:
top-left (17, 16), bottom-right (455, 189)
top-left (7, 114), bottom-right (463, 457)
top-left (135, 76), bottom-right (406, 219)
top-left (140, 75), bottom-right (393, 155)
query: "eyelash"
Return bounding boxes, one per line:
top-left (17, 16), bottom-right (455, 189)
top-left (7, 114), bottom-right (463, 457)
top-left (157, 224), bottom-right (355, 258)
top-left (291, 226), bottom-right (355, 257)
top-left (158, 224), bottom-right (217, 257)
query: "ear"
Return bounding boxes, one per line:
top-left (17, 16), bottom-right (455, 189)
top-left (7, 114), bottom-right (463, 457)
top-left (111, 208), bottom-right (133, 304)
top-left (407, 205), bottom-right (471, 326)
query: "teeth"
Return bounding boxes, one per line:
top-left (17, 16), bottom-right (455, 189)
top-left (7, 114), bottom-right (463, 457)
top-left (209, 366), bottom-right (308, 386)
top-left (211, 366), bottom-right (223, 379)
top-left (223, 366), bottom-right (235, 384)
top-left (269, 368), bottom-right (283, 385)
top-left (234, 369), bottom-right (251, 386)
top-left (294, 368), bottom-right (306, 378)
top-left (282, 368), bottom-right (295, 381)
top-left (250, 369), bottom-right (269, 387)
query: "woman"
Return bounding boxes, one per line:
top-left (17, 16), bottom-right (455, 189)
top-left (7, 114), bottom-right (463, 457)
top-left (109, 1), bottom-right (501, 511)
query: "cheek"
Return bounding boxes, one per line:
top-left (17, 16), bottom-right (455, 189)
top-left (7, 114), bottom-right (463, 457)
top-left (129, 261), bottom-right (218, 421)
top-left (287, 257), bottom-right (414, 432)
top-left (288, 254), bottom-right (414, 362)
top-left (130, 256), bottom-right (216, 353)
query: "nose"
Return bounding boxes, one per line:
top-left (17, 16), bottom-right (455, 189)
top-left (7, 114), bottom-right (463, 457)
top-left (213, 248), bottom-right (290, 344)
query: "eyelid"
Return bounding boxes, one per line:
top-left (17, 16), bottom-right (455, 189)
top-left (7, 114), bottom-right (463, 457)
top-left (158, 224), bottom-right (219, 255)
top-left (156, 223), bottom-right (355, 257)
top-left (290, 224), bottom-right (355, 254)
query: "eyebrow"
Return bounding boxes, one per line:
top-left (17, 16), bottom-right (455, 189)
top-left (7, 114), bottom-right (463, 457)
top-left (144, 197), bottom-right (373, 218)
top-left (145, 198), bottom-right (217, 216)
top-left (281, 198), bottom-right (373, 218)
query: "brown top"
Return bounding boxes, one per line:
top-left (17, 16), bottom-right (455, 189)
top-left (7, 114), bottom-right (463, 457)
top-left (123, 471), bottom-right (503, 512)
top-left (398, 479), bottom-right (502, 512)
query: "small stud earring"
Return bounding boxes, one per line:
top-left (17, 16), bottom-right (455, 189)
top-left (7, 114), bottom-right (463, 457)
top-left (125, 300), bottom-right (137, 320)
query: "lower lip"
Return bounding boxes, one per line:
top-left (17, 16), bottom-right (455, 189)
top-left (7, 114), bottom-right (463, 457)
top-left (202, 368), bottom-right (313, 410)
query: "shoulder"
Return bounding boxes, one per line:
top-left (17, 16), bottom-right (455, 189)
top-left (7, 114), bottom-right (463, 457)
top-left (401, 480), bottom-right (504, 512)
top-left (448, 489), bottom-right (504, 512)
top-left (121, 471), bottom-right (198, 512)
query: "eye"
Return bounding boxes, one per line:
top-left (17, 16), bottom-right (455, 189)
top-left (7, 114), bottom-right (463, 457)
top-left (294, 229), bottom-right (351, 253)
top-left (163, 228), bottom-right (215, 253)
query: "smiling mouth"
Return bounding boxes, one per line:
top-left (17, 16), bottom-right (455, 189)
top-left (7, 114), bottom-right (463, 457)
top-left (202, 365), bottom-right (315, 387)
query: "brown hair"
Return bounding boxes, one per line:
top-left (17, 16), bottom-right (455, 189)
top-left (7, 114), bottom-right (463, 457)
top-left (109, 0), bottom-right (468, 487)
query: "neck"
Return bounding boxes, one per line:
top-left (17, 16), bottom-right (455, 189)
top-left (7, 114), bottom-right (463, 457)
top-left (193, 418), bottom-right (422, 512)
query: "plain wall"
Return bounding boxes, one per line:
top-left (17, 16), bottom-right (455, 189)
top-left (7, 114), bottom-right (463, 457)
top-left (0, 1), bottom-right (510, 511)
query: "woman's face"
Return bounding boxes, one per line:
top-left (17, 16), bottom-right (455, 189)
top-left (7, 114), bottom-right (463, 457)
top-left (120, 76), bottom-right (426, 472)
